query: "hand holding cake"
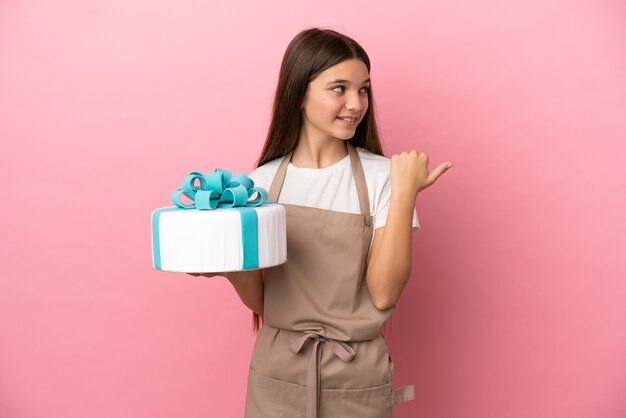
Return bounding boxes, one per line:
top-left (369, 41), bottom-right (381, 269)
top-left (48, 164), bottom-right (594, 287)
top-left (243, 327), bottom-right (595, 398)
top-left (186, 272), bottom-right (226, 278)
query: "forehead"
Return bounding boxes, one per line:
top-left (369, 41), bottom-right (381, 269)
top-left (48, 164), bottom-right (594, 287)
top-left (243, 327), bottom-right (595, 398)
top-left (316, 59), bottom-right (370, 83)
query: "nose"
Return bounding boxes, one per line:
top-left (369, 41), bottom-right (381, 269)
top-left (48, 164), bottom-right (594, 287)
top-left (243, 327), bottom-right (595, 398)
top-left (345, 91), bottom-right (365, 113)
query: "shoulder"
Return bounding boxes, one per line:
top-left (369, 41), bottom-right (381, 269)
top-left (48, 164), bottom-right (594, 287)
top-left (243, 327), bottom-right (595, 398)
top-left (355, 146), bottom-right (392, 189)
top-left (355, 146), bottom-right (391, 175)
top-left (247, 156), bottom-right (284, 191)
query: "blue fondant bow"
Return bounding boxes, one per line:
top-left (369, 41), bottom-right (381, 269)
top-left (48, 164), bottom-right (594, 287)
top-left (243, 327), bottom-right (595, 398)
top-left (171, 168), bottom-right (268, 209)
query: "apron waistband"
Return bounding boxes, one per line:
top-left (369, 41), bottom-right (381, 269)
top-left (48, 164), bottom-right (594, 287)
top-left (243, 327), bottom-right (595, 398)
top-left (288, 330), bottom-right (356, 418)
top-left (262, 325), bottom-right (414, 417)
top-left (263, 324), bottom-right (356, 418)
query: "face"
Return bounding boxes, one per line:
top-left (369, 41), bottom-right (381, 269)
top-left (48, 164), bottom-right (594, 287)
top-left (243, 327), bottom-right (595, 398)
top-left (300, 58), bottom-right (370, 141)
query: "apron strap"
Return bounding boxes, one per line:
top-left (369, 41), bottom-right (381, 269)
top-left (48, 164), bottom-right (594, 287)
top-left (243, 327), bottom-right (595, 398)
top-left (346, 142), bottom-right (371, 221)
top-left (391, 384), bottom-right (415, 406)
top-left (268, 149), bottom-right (292, 202)
top-left (289, 332), bottom-right (356, 418)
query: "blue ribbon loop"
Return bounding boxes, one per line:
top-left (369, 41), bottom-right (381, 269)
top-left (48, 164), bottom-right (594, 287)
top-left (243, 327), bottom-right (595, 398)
top-left (152, 168), bottom-right (274, 271)
top-left (171, 168), bottom-right (268, 210)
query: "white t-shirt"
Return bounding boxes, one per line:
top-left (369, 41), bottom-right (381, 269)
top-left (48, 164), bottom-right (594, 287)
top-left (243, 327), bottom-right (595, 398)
top-left (248, 146), bottom-right (420, 252)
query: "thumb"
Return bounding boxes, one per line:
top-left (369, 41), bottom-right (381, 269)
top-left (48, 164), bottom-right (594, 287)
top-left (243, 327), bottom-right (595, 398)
top-left (427, 162), bottom-right (453, 185)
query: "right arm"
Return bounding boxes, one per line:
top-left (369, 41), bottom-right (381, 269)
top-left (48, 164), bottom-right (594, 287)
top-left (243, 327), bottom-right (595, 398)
top-left (188, 270), bottom-right (264, 316)
top-left (226, 269), bottom-right (264, 316)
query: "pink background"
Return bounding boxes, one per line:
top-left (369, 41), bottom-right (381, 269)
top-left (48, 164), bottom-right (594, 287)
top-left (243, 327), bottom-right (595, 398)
top-left (1, 1), bottom-right (625, 417)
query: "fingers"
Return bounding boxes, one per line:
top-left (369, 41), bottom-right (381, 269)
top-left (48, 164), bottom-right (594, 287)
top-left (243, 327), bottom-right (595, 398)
top-left (392, 150), bottom-right (427, 160)
top-left (187, 272), bottom-right (219, 277)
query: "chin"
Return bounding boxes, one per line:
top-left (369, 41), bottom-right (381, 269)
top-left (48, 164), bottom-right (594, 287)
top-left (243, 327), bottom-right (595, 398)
top-left (332, 130), bottom-right (357, 140)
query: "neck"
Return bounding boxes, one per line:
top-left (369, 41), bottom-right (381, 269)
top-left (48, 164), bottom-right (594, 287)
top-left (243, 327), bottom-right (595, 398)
top-left (291, 131), bottom-right (349, 169)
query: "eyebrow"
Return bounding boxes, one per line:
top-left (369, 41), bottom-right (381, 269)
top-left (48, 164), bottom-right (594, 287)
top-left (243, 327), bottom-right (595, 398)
top-left (325, 78), bottom-right (371, 86)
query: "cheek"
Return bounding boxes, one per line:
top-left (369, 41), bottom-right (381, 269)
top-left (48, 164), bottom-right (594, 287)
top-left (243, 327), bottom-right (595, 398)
top-left (309, 96), bottom-right (337, 116)
top-left (323, 98), bottom-right (344, 117)
top-left (306, 94), bottom-right (346, 121)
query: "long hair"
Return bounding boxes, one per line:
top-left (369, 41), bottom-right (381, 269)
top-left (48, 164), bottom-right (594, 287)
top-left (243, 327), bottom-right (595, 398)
top-left (252, 27), bottom-right (389, 336)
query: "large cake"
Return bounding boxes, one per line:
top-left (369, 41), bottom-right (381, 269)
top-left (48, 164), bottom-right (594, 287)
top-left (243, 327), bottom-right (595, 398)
top-left (151, 169), bottom-right (287, 273)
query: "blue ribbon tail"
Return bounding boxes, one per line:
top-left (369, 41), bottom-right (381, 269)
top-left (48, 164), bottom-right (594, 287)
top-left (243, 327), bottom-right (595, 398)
top-left (236, 207), bottom-right (259, 269)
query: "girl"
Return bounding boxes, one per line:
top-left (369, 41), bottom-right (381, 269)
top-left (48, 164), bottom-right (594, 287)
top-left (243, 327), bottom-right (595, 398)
top-left (194, 27), bottom-right (451, 418)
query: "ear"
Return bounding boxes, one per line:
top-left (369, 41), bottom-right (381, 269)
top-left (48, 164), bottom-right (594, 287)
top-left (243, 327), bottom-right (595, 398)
top-left (300, 87), bottom-right (310, 110)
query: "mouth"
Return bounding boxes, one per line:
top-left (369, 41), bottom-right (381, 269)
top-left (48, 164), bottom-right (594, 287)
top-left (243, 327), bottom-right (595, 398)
top-left (336, 116), bottom-right (359, 125)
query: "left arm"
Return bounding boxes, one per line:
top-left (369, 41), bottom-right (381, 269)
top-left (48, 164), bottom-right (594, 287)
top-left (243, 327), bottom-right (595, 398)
top-left (366, 151), bottom-right (453, 310)
top-left (366, 194), bottom-right (416, 310)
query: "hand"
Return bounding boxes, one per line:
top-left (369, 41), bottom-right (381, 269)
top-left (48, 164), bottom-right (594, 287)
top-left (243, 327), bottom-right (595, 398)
top-left (390, 150), bottom-right (452, 198)
top-left (186, 272), bottom-right (229, 279)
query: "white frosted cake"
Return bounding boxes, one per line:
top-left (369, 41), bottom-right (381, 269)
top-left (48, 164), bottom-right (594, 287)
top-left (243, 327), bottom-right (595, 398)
top-left (151, 204), bottom-right (286, 273)
top-left (151, 168), bottom-right (287, 273)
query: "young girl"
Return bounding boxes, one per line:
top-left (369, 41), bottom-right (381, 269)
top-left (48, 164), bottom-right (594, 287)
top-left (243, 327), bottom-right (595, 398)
top-left (195, 27), bottom-right (451, 418)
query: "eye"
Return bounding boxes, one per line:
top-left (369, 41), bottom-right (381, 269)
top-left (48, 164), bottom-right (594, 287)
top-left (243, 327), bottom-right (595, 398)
top-left (331, 86), bottom-right (371, 94)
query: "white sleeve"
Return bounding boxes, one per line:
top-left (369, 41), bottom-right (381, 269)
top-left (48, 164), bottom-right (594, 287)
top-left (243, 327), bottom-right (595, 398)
top-left (247, 163), bottom-right (281, 201)
top-left (247, 167), bottom-right (268, 191)
top-left (374, 175), bottom-right (420, 232)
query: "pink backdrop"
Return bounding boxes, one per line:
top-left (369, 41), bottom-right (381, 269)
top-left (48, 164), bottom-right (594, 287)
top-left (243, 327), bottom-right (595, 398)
top-left (1, 1), bottom-right (625, 417)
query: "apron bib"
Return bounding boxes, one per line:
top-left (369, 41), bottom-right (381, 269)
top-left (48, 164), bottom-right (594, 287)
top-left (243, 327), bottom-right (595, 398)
top-left (244, 142), bottom-right (414, 418)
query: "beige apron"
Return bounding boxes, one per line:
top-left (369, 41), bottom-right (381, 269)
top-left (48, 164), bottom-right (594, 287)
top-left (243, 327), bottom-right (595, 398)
top-left (244, 142), bottom-right (415, 418)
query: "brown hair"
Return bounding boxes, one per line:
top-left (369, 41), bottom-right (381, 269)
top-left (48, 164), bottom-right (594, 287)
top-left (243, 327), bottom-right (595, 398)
top-left (252, 27), bottom-right (389, 336)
